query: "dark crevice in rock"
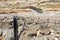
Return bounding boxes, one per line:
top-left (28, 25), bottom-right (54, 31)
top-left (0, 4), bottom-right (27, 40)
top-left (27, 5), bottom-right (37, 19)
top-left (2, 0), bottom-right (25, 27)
top-left (27, 22), bottom-right (33, 25)
top-left (19, 24), bottom-right (22, 26)
top-left (10, 11), bottom-right (17, 13)
top-left (35, 23), bottom-right (38, 25)
top-left (28, 33), bottom-right (36, 38)
top-left (9, 21), bottom-right (13, 25)
top-left (40, 1), bottom-right (47, 4)
top-left (0, 12), bottom-right (7, 14)
top-left (23, 32), bottom-right (26, 35)
top-left (40, 31), bottom-right (51, 35)
top-left (21, 6), bottom-right (43, 13)
top-left (46, 32), bottom-right (51, 35)
top-left (0, 32), bottom-right (3, 36)
top-left (40, 33), bottom-right (45, 35)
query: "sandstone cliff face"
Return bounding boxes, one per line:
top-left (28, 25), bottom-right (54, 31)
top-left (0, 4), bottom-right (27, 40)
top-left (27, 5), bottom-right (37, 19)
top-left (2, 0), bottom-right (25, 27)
top-left (0, 0), bottom-right (60, 40)
top-left (0, 10), bottom-right (60, 40)
top-left (0, 0), bottom-right (60, 11)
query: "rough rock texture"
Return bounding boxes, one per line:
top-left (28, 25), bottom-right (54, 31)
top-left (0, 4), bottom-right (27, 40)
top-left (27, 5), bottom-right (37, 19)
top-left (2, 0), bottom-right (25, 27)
top-left (0, 0), bottom-right (60, 11)
top-left (0, 0), bottom-right (60, 40)
top-left (0, 10), bottom-right (60, 40)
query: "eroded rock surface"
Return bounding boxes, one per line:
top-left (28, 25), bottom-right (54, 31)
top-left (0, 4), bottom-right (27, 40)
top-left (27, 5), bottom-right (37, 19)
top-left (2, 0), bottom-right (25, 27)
top-left (0, 0), bottom-right (60, 40)
top-left (0, 10), bottom-right (60, 40)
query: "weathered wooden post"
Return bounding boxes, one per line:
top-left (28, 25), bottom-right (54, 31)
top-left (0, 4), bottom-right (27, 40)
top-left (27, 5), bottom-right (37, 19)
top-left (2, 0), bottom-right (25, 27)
top-left (13, 16), bottom-right (25, 40)
top-left (13, 16), bottom-right (18, 40)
